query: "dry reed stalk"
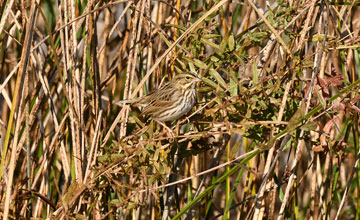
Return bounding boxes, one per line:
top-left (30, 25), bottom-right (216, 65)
top-left (2, 1), bottom-right (37, 218)
top-left (0, 0), bottom-right (359, 219)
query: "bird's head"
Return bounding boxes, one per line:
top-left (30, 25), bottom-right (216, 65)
top-left (173, 72), bottom-right (201, 90)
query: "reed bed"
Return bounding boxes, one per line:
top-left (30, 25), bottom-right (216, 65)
top-left (0, 0), bottom-right (360, 219)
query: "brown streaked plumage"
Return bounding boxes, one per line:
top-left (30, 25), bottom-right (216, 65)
top-left (115, 72), bottom-right (201, 122)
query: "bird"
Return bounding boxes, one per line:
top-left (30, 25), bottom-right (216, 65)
top-left (115, 71), bottom-right (201, 123)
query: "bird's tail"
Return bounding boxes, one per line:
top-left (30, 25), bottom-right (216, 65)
top-left (113, 99), bottom-right (135, 107)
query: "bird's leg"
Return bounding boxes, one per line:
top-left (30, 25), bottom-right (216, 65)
top-left (155, 120), bottom-right (175, 138)
top-left (175, 116), bottom-right (191, 135)
top-left (185, 116), bottom-right (191, 124)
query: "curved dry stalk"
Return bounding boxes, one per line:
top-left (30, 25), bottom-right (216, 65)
top-left (2, 1), bottom-right (38, 219)
top-left (120, 0), bottom-right (145, 137)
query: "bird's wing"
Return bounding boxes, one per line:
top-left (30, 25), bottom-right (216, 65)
top-left (141, 86), bottom-right (179, 116)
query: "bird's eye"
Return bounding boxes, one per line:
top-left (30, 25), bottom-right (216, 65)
top-left (185, 76), bottom-right (190, 80)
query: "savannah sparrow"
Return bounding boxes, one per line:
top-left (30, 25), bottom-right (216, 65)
top-left (115, 72), bottom-right (201, 122)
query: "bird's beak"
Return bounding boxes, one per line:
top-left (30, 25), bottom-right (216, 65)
top-left (194, 77), bottom-right (202, 82)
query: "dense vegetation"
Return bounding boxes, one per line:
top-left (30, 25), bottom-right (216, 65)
top-left (0, 0), bottom-right (360, 219)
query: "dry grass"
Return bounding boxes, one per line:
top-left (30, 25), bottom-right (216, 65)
top-left (0, 0), bottom-right (360, 219)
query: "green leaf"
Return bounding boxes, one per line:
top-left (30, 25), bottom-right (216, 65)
top-left (75, 214), bottom-right (88, 220)
top-left (300, 121), bottom-right (318, 131)
top-left (158, 31), bottom-right (172, 47)
top-left (175, 58), bottom-right (187, 70)
top-left (286, 101), bottom-right (306, 132)
top-left (110, 199), bottom-right (122, 205)
top-left (200, 38), bottom-right (222, 50)
top-left (229, 76), bottom-right (238, 97)
top-left (209, 68), bottom-right (228, 89)
top-left (228, 33), bottom-right (235, 51)
top-left (203, 34), bottom-right (222, 38)
top-left (231, 4), bottom-right (243, 31)
top-left (210, 55), bottom-right (220, 62)
top-left (188, 62), bottom-right (196, 72)
top-left (194, 58), bottom-right (208, 69)
top-left (252, 62), bottom-right (258, 86)
top-left (202, 77), bottom-right (223, 91)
